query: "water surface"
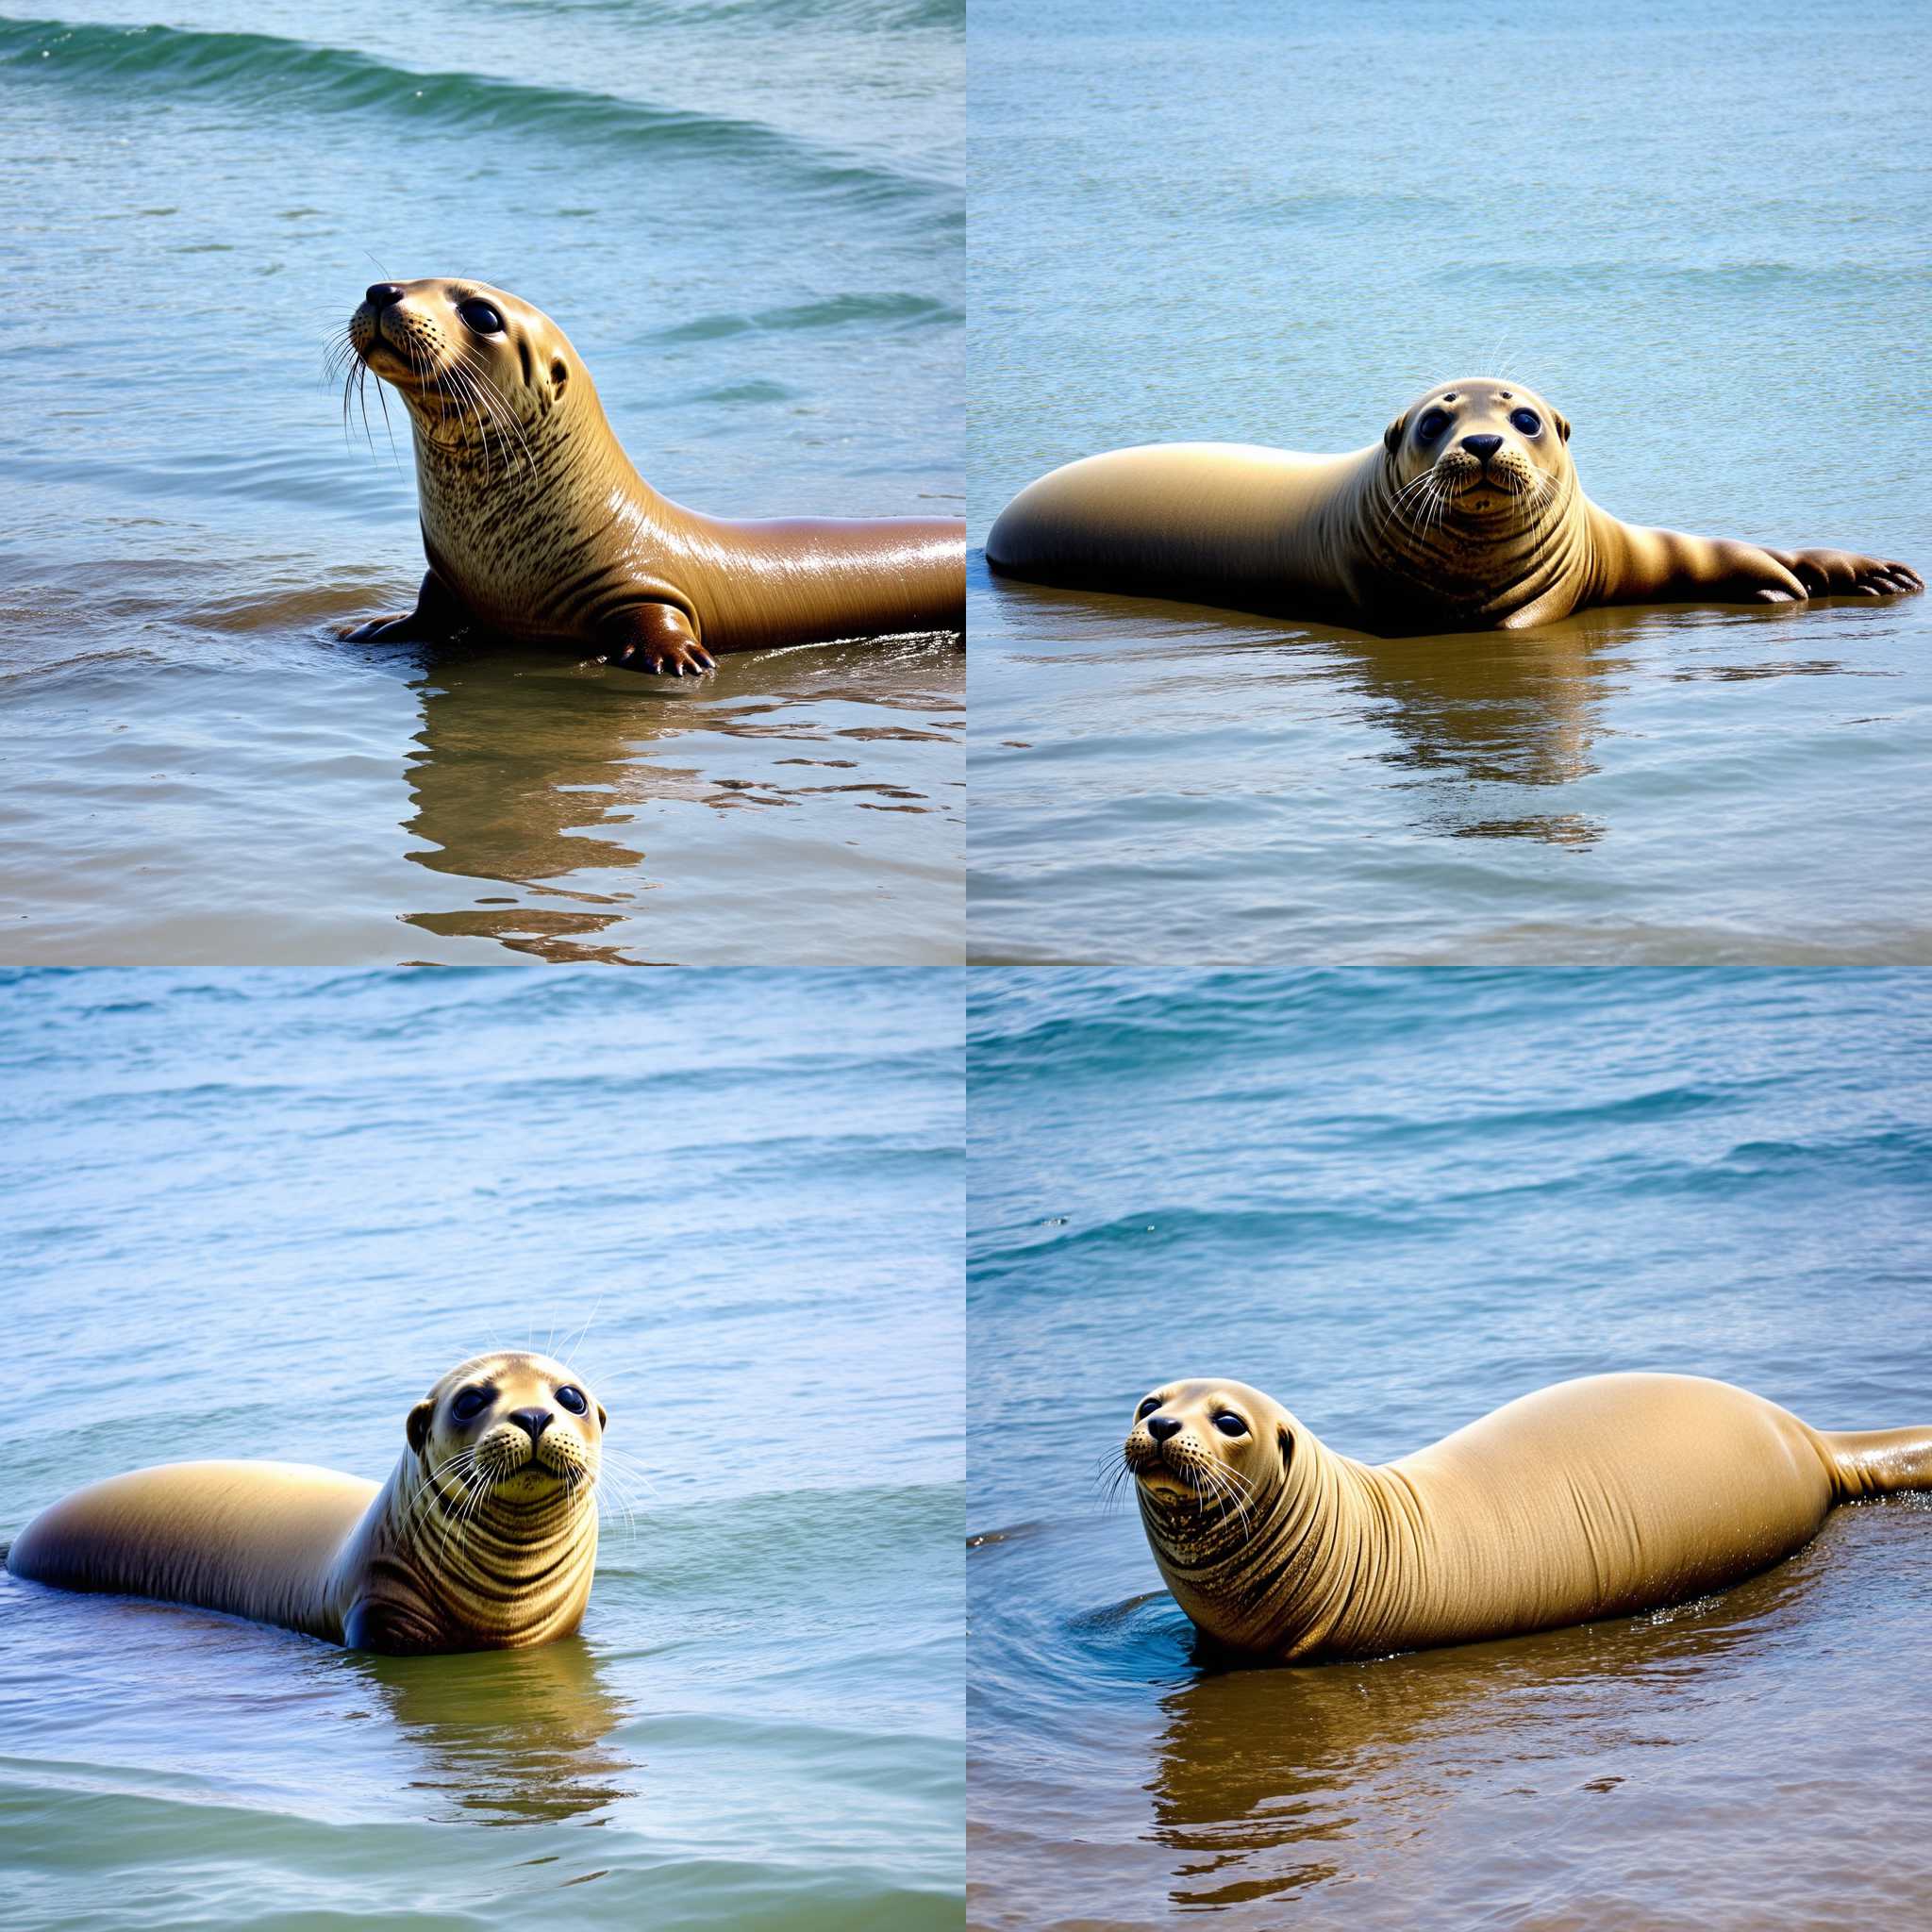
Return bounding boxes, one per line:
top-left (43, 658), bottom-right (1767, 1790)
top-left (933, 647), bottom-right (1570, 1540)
top-left (968, 970), bottom-right (1932, 1928)
top-left (968, 0), bottom-right (1931, 962)
top-left (0, 0), bottom-right (963, 964)
top-left (0, 968), bottom-right (964, 1930)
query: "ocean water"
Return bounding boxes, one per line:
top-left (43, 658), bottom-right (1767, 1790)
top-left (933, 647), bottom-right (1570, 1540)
top-left (0, 0), bottom-right (963, 965)
top-left (0, 969), bottom-right (964, 1930)
top-left (968, 0), bottom-right (1932, 963)
top-left (967, 970), bottom-right (1932, 1929)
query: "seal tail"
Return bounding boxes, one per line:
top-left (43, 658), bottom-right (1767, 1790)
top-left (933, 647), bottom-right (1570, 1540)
top-left (1821, 1426), bottom-right (1932, 1501)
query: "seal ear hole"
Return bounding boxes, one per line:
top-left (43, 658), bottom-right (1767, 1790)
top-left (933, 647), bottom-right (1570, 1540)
top-left (1278, 1424), bottom-right (1294, 1472)
top-left (551, 358), bottom-right (569, 392)
top-left (597, 1403), bottom-right (608, 1429)
top-left (1382, 413), bottom-right (1407, 457)
top-left (1556, 410), bottom-right (1572, 443)
top-left (407, 1399), bottom-right (434, 1455)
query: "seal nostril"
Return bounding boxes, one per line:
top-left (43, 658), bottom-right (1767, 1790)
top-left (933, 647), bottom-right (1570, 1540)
top-left (1148, 1416), bottom-right (1183, 1442)
top-left (1461, 433), bottom-right (1504, 461)
top-left (365, 283), bottom-right (406, 310)
top-left (508, 1407), bottom-right (552, 1442)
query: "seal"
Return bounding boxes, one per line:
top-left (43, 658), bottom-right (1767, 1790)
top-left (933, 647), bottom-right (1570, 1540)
top-left (334, 278), bottom-right (965, 673)
top-left (1124, 1373), bottom-right (1932, 1662)
top-left (988, 379), bottom-right (1922, 634)
top-left (6, 1351), bottom-right (605, 1655)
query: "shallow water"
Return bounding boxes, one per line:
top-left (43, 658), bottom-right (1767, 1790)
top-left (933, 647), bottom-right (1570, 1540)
top-left (0, 0), bottom-right (963, 964)
top-left (967, 0), bottom-right (1932, 963)
top-left (0, 969), bottom-right (964, 1930)
top-left (967, 970), bottom-right (1932, 1929)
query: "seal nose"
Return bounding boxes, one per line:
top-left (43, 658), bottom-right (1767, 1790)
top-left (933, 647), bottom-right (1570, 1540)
top-left (365, 282), bottom-right (406, 310)
top-left (508, 1407), bottom-right (552, 1443)
top-left (1461, 433), bottom-right (1504, 461)
top-left (1147, 1415), bottom-right (1183, 1442)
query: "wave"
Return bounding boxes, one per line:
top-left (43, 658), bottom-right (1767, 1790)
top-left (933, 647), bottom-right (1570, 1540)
top-left (475, 0), bottom-right (960, 28)
top-left (0, 15), bottom-right (939, 204)
top-left (650, 291), bottom-right (962, 343)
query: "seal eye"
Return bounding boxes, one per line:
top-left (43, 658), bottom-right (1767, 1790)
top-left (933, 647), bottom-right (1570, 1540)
top-left (1415, 408), bottom-right (1451, 442)
top-left (556, 1385), bottom-right (589, 1416)
top-left (1136, 1397), bottom-right (1160, 1422)
top-left (450, 1387), bottom-right (491, 1424)
top-left (1509, 408), bottom-right (1541, 436)
top-left (457, 299), bottom-right (505, 335)
top-left (1212, 1412), bottom-right (1247, 1438)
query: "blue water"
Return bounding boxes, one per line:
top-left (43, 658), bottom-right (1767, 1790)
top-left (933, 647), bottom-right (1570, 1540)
top-left (968, 970), bottom-right (1932, 1928)
top-left (0, 968), bottom-right (963, 1930)
top-left (0, 0), bottom-right (963, 964)
top-left (968, 0), bottom-right (1932, 962)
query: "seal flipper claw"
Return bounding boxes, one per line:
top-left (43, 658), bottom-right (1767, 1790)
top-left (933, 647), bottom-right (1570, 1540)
top-left (599, 603), bottom-right (713, 677)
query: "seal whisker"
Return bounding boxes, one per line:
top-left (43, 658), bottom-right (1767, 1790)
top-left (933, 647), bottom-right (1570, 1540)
top-left (443, 357), bottom-right (508, 485)
top-left (452, 343), bottom-right (538, 479)
top-left (371, 372), bottom-right (401, 470)
top-left (593, 1469), bottom-right (640, 1544)
top-left (594, 1444), bottom-right (658, 1501)
top-left (557, 1293), bottom-right (605, 1376)
top-left (440, 345), bottom-right (517, 483)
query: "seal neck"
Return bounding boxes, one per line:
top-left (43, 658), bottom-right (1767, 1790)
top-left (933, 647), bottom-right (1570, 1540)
top-left (341, 1447), bottom-right (598, 1648)
top-left (1140, 1430), bottom-right (1436, 1662)
top-left (1357, 458), bottom-right (1588, 626)
top-left (406, 369), bottom-right (660, 545)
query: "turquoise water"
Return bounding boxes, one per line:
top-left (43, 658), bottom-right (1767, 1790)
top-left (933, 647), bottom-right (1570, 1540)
top-left (968, 0), bottom-right (1932, 962)
top-left (0, 969), bottom-right (963, 1930)
top-left (0, 1), bottom-right (963, 964)
top-left (968, 971), bottom-right (1932, 1928)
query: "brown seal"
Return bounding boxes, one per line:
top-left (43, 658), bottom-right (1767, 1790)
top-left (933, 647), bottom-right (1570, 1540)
top-left (335, 279), bottom-right (964, 673)
top-left (988, 378), bottom-right (1921, 633)
top-left (7, 1351), bottom-right (605, 1655)
top-left (1124, 1373), bottom-right (1932, 1662)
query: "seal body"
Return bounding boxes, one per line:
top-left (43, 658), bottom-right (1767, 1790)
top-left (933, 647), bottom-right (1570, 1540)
top-left (1125, 1374), bottom-right (1932, 1662)
top-left (337, 278), bottom-right (964, 673)
top-left (989, 379), bottom-right (1920, 634)
top-left (8, 1351), bottom-right (605, 1655)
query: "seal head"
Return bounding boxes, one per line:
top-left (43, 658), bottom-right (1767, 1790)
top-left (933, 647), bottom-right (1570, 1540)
top-left (349, 278), bottom-right (577, 469)
top-left (1124, 1377), bottom-right (1324, 1656)
top-left (1358, 376), bottom-right (1585, 626)
top-left (349, 1348), bottom-right (608, 1651)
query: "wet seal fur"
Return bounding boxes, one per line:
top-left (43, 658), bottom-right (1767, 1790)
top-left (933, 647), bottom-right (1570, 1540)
top-left (7, 1352), bottom-right (604, 1655)
top-left (335, 278), bottom-right (965, 674)
top-left (988, 378), bottom-right (1921, 634)
top-left (1124, 1373), bottom-right (1932, 1662)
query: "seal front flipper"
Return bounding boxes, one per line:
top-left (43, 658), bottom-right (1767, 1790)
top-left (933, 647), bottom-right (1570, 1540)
top-left (1761, 547), bottom-right (1924, 601)
top-left (1588, 512), bottom-right (1923, 609)
top-left (343, 1592), bottom-right (448, 1657)
top-left (597, 603), bottom-right (717, 677)
top-left (337, 566), bottom-right (469, 643)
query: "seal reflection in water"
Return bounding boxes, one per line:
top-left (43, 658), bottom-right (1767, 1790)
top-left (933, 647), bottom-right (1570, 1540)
top-left (7, 1352), bottom-right (604, 1655)
top-left (989, 379), bottom-right (1922, 634)
top-left (1124, 1374), bottom-right (1932, 1662)
top-left (334, 279), bottom-right (965, 674)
